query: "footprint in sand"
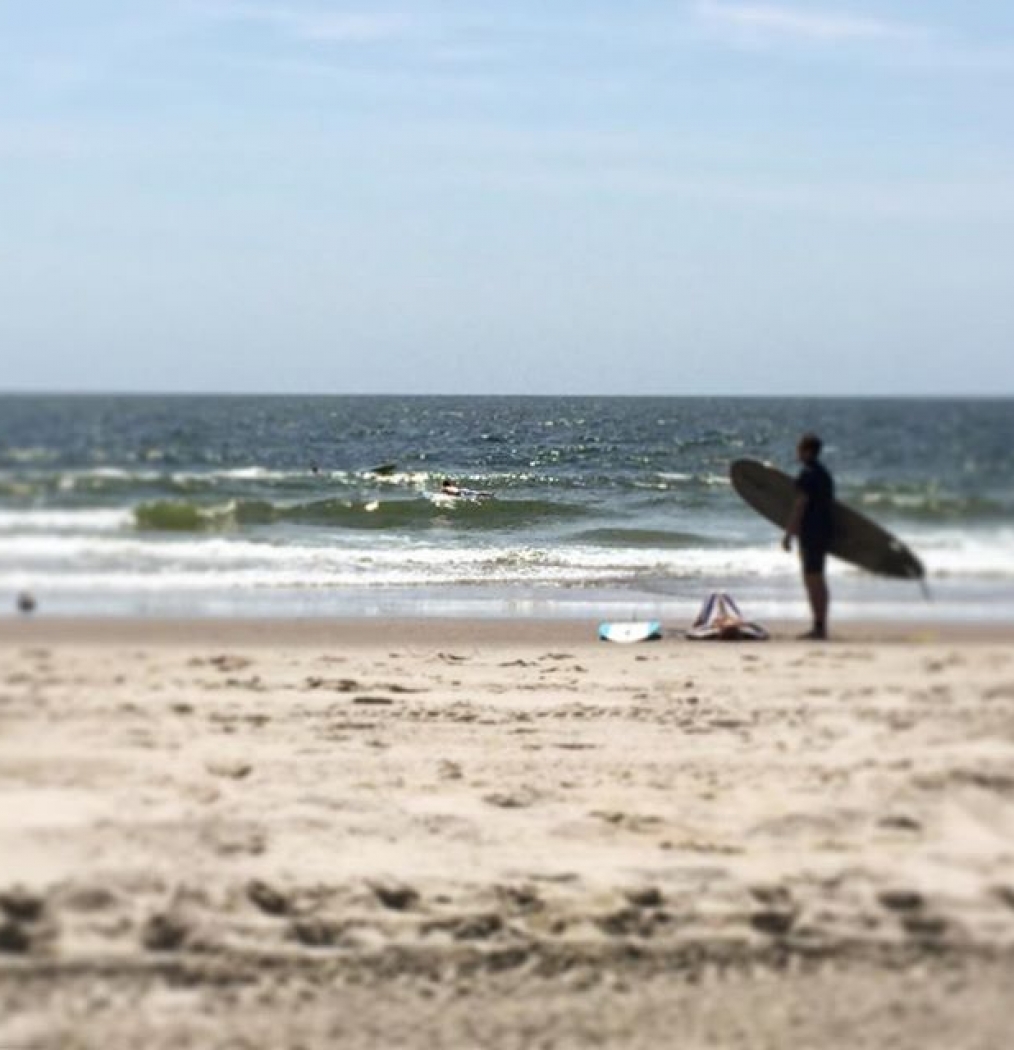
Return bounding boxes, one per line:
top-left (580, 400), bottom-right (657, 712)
top-left (204, 825), bottom-right (267, 857)
top-left (290, 917), bottom-right (341, 948)
top-left (901, 914), bottom-right (948, 939)
top-left (591, 810), bottom-right (663, 833)
top-left (596, 907), bottom-right (660, 938)
top-left (877, 814), bottom-right (922, 832)
top-left (877, 888), bottom-right (924, 912)
top-left (0, 923), bottom-right (34, 954)
top-left (372, 883), bottom-right (420, 911)
top-left (205, 758), bottom-right (252, 779)
top-left (58, 885), bottom-right (119, 913)
top-left (141, 912), bottom-right (190, 952)
top-left (225, 675), bottom-right (265, 691)
top-left (305, 676), bottom-right (359, 692)
top-left (484, 787), bottom-right (541, 809)
top-left (0, 890), bottom-right (45, 924)
top-left (247, 879), bottom-right (290, 916)
top-left (495, 884), bottom-right (544, 915)
top-left (750, 909), bottom-right (797, 936)
top-left (625, 886), bottom-right (664, 909)
top-left (990, 886), bottom-right (1014, 911)
top-left (208, 654), bottom-right (253, 673)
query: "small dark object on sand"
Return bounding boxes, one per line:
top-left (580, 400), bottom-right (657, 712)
top-left (17, 592), bottom-right (36, 614)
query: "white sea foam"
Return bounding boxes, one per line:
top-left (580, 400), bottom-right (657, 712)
top-left (168, 468), bottom-right (299, 485)
top-left (4, 526), bottom-right (1014, 583)
top-left (79, 467), bottom-right (154, 479)
top-left (2, 488), bottom-right (1013, 629)
top-left (908, 528), bottom-right (1014, 577)
top-left (56, 467), bottom-right (162, 491)
top-left (0, 508), bottom-right (134, 533)
top-left (2, 447), bottom-right (56, 464)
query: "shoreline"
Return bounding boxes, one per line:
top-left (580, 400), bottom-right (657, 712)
top-left (4, 614), bottom-right (1014, 647)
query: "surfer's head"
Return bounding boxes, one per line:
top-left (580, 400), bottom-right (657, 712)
top-left (797, 433), bottom-right (822, 463)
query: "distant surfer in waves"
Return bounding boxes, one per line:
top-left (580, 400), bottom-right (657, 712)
top-left (782, 433), bottom-right (834, 640)
top-left (439, 478), bottom-right (493, 501)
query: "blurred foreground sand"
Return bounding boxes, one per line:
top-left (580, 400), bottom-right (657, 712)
top-left (2, 618), bottom-right (1013, 1049)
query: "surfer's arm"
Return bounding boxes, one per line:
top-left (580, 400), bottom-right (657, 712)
top-left (783, 495), bottom-right (807, 551)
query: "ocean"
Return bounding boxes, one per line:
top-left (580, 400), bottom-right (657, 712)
top-left (1, 395), bottom-right (1012, 622)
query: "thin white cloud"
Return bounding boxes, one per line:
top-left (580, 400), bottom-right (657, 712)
top-left (485, 164), bottom-right (1014, 222)
top-left (695, 1), bottom-right (923, 45)
top-left (0, 121), bottom-right (85, 161)
top-left (205, 2), bottom-right (412, 44)
top-left (291, 13), bottom-right (411, 43)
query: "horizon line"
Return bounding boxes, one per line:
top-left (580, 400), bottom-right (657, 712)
top-left (1, 389), bottom-right (1012, 401)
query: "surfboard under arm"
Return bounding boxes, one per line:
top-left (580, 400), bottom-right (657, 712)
top-left (729, 458), bottom-right (925, 581)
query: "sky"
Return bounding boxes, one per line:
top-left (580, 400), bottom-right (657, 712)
top-left (2, 1), bottom-right (1013, 396)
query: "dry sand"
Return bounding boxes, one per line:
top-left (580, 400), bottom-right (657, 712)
top-left (2, 617), bottom-right (1014, 1049)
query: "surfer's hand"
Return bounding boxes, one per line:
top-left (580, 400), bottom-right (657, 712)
top-left (781, 534), bottom-right (792, 553)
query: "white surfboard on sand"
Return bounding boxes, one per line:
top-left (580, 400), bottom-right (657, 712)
top-left (598, 621), bottom-right (662, 643)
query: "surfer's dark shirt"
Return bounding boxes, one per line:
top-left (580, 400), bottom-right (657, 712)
top-left (796, 461), bottom-right (834, 547)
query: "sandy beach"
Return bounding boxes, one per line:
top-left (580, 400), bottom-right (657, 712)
top-left (2, 616), bottom-right (1014, 1048)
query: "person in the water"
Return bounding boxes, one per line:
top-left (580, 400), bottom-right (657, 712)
top-left (440, 478), bottom-right (493, 500)
top-left (783, 433), bottom-right (834, 640)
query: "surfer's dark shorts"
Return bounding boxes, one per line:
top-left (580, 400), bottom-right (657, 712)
top-left (800, 541), bottom-right (828, 575)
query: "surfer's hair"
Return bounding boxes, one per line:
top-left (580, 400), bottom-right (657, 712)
top-left (799, 432), bottom-right (822, 456)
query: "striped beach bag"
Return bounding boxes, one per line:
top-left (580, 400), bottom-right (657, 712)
top-left (687, 592), bottom-right (769, 641)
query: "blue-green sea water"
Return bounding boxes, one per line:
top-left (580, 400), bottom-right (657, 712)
top-left (1, 395), bottom-right (1011, 621)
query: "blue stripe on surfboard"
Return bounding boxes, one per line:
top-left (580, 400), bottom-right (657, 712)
top-left (598, 621), bottom-right (662, 643)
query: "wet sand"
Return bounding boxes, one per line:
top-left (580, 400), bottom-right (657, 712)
top-left (2, 617), bottom-right (1013, 1048)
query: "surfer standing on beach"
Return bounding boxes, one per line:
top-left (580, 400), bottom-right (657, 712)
top-left (782, 433), bottom-right (834, 640)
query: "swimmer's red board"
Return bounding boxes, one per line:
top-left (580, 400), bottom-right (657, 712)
top-left (730, 459), bottom-right (924, 580)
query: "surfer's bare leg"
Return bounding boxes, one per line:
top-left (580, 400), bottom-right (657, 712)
top-left (803, 572), bottom-right (829, 639)
top-left (797, 540), bottom-right (830, 639)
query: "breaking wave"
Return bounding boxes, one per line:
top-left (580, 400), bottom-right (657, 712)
top-left (133, 495), bottom-right (591, 533)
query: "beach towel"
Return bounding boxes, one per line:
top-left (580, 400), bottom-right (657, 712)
top-left (686, 592), bottom-right (769, 641)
